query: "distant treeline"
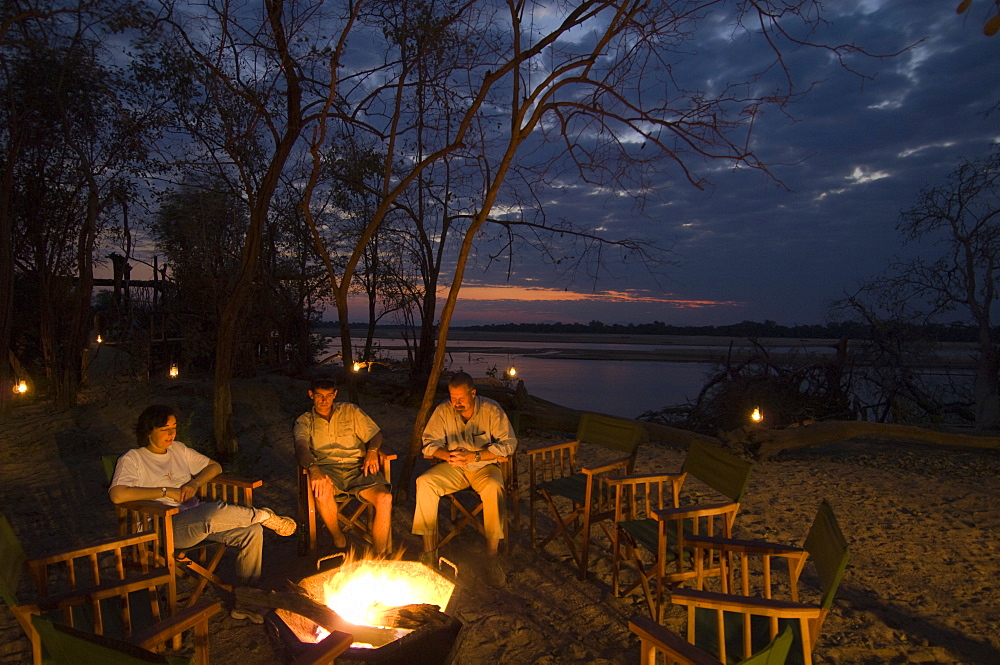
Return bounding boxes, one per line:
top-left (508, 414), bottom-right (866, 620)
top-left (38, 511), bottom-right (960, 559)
top-left (323, 319), bottom-right (986, 343)
top-left (458, 320), bottom-right (986, 341)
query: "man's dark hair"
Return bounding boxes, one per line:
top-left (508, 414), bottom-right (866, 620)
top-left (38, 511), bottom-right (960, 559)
top-left (448, 371), bottom-right (476, 391)
top-left (310, 377), bottom-right (338, 392)
top-left (135, 404), bottom-right (178, 446)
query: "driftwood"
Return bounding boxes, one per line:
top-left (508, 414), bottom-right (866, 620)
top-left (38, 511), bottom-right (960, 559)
top-left (722, 420), bottom-right (1000, 459)
top-left (234, 586), bottom-right (394, 647)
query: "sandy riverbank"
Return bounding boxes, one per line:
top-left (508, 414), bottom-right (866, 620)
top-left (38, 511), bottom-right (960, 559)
top-left (1, 374), bottom-right (998, 664)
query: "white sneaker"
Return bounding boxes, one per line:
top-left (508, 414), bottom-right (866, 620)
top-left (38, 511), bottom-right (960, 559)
top-left (258, 507), bottom-right (297, 536)
top-left (230, 603), bottom-right (264, 624)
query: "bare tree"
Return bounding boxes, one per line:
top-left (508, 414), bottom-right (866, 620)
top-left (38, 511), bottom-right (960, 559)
top-left (842, 147), bottom-right (1000, 430)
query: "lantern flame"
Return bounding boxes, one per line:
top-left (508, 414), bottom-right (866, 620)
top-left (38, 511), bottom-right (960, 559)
top-left (96, 335), bottom-right (103, 344)
top-left (353, 362), bottom-right (363, 372)
top-left (507, 366), bottom-right (517, 378)
top-left (14, 380), bottom-right (27, 394)
top-left (169, 364), bottom-right (179, 378)
top-left (750, 407), bottom-right (762, 423)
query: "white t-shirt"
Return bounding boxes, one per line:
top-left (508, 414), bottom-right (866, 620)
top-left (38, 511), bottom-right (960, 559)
top-left (109, 441), bottom-right (212, 507)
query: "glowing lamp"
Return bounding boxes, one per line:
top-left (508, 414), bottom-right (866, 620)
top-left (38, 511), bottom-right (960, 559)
top-left (13, 380), bottom-right (27, 394)
top-left (750, 407), bottom-right (763, 423)
top-left (169, 364), bottom-right (179, 378)
top-left (96, 335), bottom-right (103, 344)
top-left (352, 362), bottom-right (363, 372)
top-left (507, 366), bottom-right (517, 378)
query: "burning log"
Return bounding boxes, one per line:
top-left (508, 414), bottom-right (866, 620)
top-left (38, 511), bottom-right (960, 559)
top-left (234, 586), bottom-right (396, 647)
top-left (369, 602), bottom-right (451, 630)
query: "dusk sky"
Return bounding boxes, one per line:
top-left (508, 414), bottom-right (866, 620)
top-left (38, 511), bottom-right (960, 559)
top-left (416, 1), bottom-right (1000, 328)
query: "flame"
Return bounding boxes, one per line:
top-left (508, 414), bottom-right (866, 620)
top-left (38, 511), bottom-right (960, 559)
top-left (169, 364), bottom-right (179, 378)
top-left (14, 380), bottom-right (27, 394)
top-left (320, 560), bottom-right (453, 627)
top-left (750, 407), bottom-right (762, 423)
top-left (353, 362), bottom-right (363, 372)
top-left (507, 366), bottom-right (517, 378)
top-left (96, 335), bottom-right (103, 343)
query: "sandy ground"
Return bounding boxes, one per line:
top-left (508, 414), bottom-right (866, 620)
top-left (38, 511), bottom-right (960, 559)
top-left (1, 373), bottom-right (999, 664)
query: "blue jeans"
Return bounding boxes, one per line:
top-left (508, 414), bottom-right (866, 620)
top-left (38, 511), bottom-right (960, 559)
top-left (172, 501), bottom-right (264, 586)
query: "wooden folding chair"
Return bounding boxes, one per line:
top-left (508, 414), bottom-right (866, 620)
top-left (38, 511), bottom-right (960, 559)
top-left (608, 472), bottom-right (685, 616)
top-left (426, 455), bottom-right (519, 551)
top-left (525, 412), bottom-right (644, 579)
top-left (630, 615), bottom-right (793, 665)
top-left (669, 500), bottom-right (850, 665)
top-left (103, 454), bottom-right (262, 615)
top-left (31, 602), bottom-right (221, 665)
top-left (613, 441), bottom-right (753, 620)
top-left (297, 452), bottom-right (396, 556)
top-left (1, 512), bottom-right (207, 665)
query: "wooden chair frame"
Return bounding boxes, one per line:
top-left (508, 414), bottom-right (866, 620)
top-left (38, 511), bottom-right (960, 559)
top-left (669, 501), bottom-right (849, 665)
top-left (612, 441), bottom-right (753, 620)
top-left (2, 513), bottom-right (176, 665)
top-left (525, 412), bottom-right (644, 579)
top-left (297, 452), bottom-right (396, 556)
top-left (607, 472), bottom-right (685, 616)
top-left (427, 455), bottom-right (519, 552)
top-left (104, 454), bottom-right (262, 615)
top-left (31, 601), bottom-right (221, 665)
top-left (288, 630), bottom-right (354, 665)
top-left (630, 615), bottom-right (794, 665)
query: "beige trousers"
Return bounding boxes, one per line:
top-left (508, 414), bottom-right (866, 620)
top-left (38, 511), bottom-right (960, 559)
top-left (412, 462), bottom-right (505, 541)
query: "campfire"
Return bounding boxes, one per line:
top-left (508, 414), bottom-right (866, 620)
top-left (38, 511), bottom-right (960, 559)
top-left (267, 558), bottom-right (462, 664)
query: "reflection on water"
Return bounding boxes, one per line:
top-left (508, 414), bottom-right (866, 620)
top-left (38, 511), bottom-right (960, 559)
top-left (328, 336), bottom-right (715, 419)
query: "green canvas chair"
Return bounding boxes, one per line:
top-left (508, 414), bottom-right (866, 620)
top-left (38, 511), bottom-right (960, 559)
top-left (612, 440), bottom-right (753, 620)
top-left (670, 500), bottom-right (850, 665)
top-left (0, 512), bottom-right (185, 665)
top-left (31, 601), bottom-right (221, 665)
top-left (630, 615), bottom-right (793, 665)
top-left (525, 412), bottom-right (645, 579)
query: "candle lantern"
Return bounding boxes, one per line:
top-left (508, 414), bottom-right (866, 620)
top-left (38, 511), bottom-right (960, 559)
top-left (507, 366), bottom-right (517, 378)
top-left (13, 380), bottom-right (28, 394)
top-left (96, 335), bottom-right (103, 344)
top-left (169, 364), bottom-right (179, 378)
top-left (750, 407), bottom-right (763, 423)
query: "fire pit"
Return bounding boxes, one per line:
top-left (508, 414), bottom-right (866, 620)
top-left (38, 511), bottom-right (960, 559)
top-left (267, 559), bottom-right (463, 665)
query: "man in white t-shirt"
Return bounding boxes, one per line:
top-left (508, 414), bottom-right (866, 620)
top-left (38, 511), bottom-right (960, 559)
top-left (110, 404), bottom-right (296, 623)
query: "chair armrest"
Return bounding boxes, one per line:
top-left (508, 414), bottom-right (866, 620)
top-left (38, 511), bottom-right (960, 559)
top-left (581, 455), bottom-right (632, 475)
top-left (212, 475), bottom-right (263, 489)
top-left (132, 600), bottom-right (222, 649)
top-left (27, 531), bottom-right (161, 568)
top-left (654, 501), bottom-right (738, 521)
top-left (521, 440), bottom-right (579, 457)
top-left (34, 569), bottom-right (173, 610)
top-left (684, 535), bottom-right (806, 558)
top-left (671, 587), bottom-right (823, 619)
top-left (606, 471), bottom-right (686, 486)
top-left (628, 616), bottom-right (720, 665)
top-left (112, 499), bottom-right (181, 518)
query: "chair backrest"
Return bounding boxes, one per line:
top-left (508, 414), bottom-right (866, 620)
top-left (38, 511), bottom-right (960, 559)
top-left (0, 513), bottom-right (27, 607)
top-left (576, 412), bottom-right (644, 467)
top-left (682, 441), bottom-right (753, 503)
top-left (804, 500), bottom-right (850, 610)
top-left (31, 614), bottom-right (193, 665)
top-left (630, 615), bottom-right (793, 665)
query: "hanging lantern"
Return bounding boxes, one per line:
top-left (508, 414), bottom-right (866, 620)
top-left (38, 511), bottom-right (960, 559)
top-left (13, 380), bottom-right (28, 394)
top-left (750, 407), bottom-right (763, 423)
top-left (507, 366), bottom-right (517, 378)
top-left (96, 334), bottom-right (103, 344)
top-left (169, 364), bottom-right (179, 378)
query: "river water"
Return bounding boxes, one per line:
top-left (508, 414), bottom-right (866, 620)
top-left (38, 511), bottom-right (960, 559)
top-left (326, 335), bottom-right (725, 419)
